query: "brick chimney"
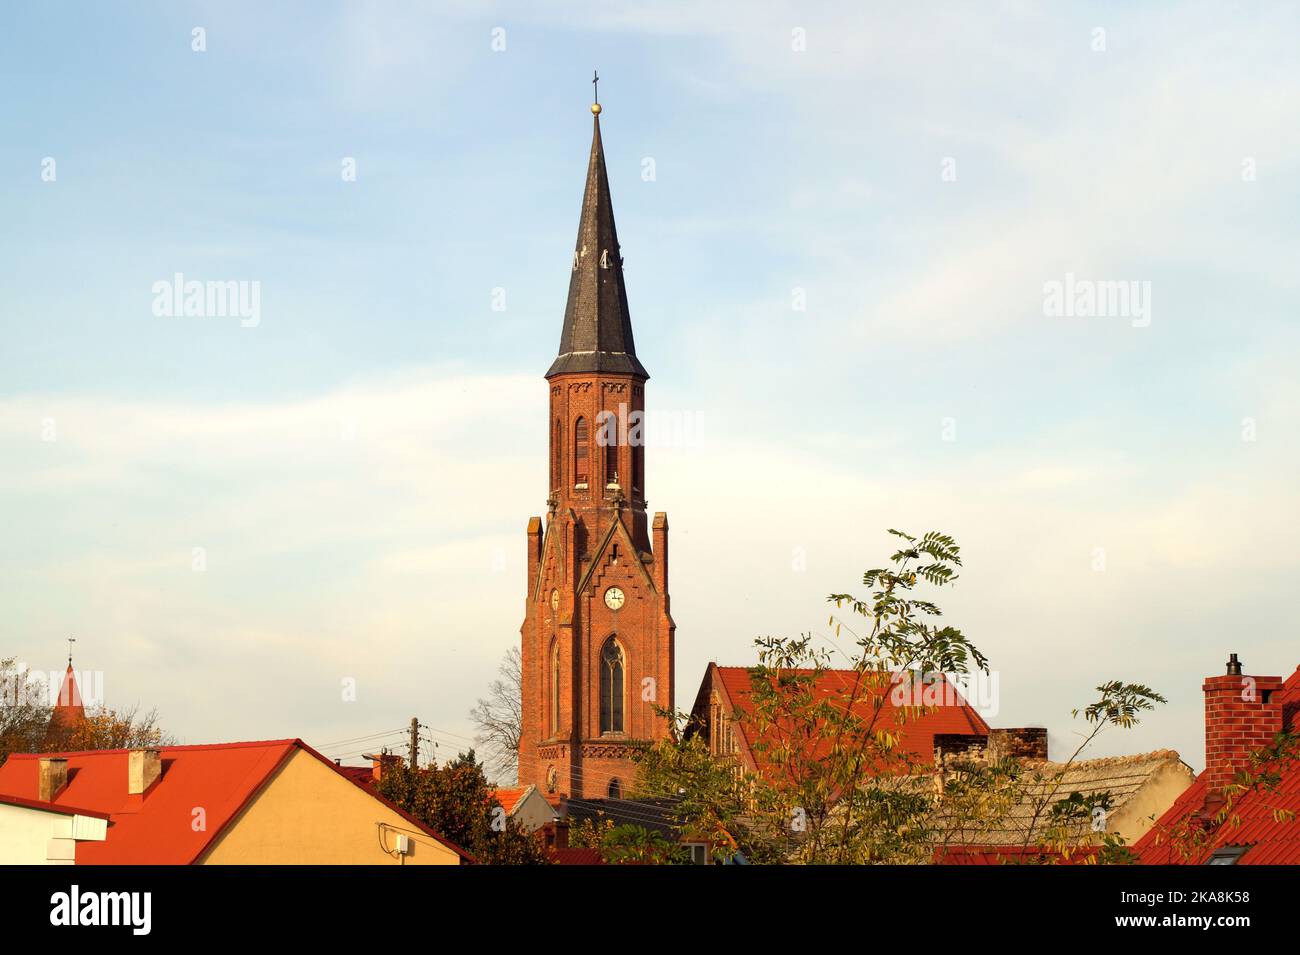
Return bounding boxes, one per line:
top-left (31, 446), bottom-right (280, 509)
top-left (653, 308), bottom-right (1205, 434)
top-left (542, 818), bottom-right (570, 850)
top-left (38, 757), bottom-right (68, 801)
top-left (368, 752), bottom-right (403, 781)
top-left (128, 749), bottom-right (163, 795)
top-left (1203, 653), bottom-right (1284, 795)
top-left (989, 727), bottom-right (1049, 761)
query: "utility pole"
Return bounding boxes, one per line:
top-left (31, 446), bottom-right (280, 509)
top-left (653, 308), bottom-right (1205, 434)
top-left (408, 717), bottom-right (420, 770)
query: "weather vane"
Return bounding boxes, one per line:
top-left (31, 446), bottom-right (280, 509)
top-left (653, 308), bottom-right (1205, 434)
top-left (67, 635), bottom-right (76, 667)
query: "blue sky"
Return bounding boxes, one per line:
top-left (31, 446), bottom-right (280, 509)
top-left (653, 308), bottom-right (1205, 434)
top-left (2, 1), bottom-right (1298, 772)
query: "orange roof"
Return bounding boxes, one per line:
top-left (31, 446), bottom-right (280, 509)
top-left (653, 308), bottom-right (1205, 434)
top-left (710, 664), bottom-right (991, 777)
top-left (0, 738), bottom-right (471, 864)
top-left (1135, 666), bottom-right (1300, 865)
top-left (493, 786), bottom-right (530, 815)
top-left (0, 792), bottom-right (110, 820)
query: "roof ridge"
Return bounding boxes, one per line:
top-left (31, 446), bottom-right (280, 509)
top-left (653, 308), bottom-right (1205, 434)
top-left (1022, 748), bottom-right (1183, 771)
top-left (9, 738), bottom-right (301, 759)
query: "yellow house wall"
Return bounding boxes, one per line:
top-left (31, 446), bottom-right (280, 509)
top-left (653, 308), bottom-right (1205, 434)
top-left (200, 749), bottom-right (462, 865)
top-left (1111, 760), bottom-right (1197, 844)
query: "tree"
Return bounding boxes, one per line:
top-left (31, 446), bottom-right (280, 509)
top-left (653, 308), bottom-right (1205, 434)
top-left (0, 658), bottom-right (175, 767)
top-left (469, 647), bottom-right (522, 783)
top-left (567, 816), bottom-right (690, 864)
top-left (53, 704), bottom-right (172, 752)
top-left (0, 658), bottom-right (52, 765)
top-left (600, 824), bottom-right (689, 865)
top-left (634, 721), bottom-right (787, 864)
top-left (375, 748), bottom-right (550, 865)
top-left (637, 529), bottom-right (1164, 864)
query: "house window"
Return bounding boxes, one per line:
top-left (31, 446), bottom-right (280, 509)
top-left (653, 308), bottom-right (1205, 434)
top-left (549, 640), bottom-right (560, 736)
top-left (1207, 846), bottom-right (1249, 865)
top-left (599, 638), bottom-right (624, 734)
top-left (608, 778), bottom-right (622, 799)
top-left (574, 417), bottom-right (589, 485)
top-left (684, 842), bottom-right (709, 865)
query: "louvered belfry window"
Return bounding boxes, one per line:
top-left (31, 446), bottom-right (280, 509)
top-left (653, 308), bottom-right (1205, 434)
top-left (574, 417), bottom-right (589, 484)
top-left (552, 419), bottom-right (562, 489)
top-left (605, 435), bottom-right (619, 486)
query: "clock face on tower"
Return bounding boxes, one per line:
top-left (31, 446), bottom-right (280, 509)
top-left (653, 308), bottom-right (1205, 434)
top-left (604, 586), bottom-right (625, 610)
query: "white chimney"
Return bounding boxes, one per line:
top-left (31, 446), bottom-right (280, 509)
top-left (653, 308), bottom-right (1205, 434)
top-left (128, 749), bottom-right (162, 795)
top-left (38, 757), bottom-right (68, 801)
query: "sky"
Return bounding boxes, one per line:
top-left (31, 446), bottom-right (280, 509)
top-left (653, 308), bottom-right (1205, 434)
top-left (2, 1), bottom-right (1298, 773)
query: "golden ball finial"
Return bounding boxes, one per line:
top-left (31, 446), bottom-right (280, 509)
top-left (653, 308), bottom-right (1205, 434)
top-left (591, 102), bottom-right (602, 115)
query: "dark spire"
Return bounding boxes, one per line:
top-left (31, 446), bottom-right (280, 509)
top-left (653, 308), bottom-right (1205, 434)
top-left (546, 98), bottom-right (648, 380)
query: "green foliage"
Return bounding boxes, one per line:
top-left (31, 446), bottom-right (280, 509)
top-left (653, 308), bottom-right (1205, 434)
top-left (1077, 681), bottom-right (1167, 729)
top-left (599, 824), bottom-right (690, 865)
top-left (634, 722), bottom-right (786, 864)
top-left (376, 749), bottom-right (551, 865)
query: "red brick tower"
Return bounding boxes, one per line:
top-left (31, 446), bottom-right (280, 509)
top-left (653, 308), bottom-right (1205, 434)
top-left (518, 95), bottom-right (675, 800)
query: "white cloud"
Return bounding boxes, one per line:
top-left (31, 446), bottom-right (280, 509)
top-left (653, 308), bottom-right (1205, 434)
top-left (3, 366), bottom-right (1296, 769)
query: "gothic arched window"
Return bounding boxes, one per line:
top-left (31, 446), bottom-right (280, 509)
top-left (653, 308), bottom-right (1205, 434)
top-left (552, 418), bottom-right (562, 490)
top-left (574, 417), bottom-right (589, 485)
top-left (608, 778), bottom-right (622, 799)
top-left (631, 443), bottom-right (642, 492)
top-left (605, 437), bottom-right (619, 486)
top-left (549, 639), bottom-right (560, 737)
top-left (599, 638), bottom-right (625, 734)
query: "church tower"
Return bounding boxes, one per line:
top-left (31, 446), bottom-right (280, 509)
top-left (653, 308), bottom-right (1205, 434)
top-left (519, 92), bottom-right (675, 801)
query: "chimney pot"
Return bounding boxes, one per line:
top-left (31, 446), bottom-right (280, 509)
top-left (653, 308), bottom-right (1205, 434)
top-left (128, 749), bottom-right (162, 795)
top-left (1226, 653), bottom-right (1242, 676)
top-left (38, 757), bottom-right (68, 802)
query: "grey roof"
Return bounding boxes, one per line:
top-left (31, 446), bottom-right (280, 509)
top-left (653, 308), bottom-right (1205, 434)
top-left (546, 115), bottom-right (648, 380)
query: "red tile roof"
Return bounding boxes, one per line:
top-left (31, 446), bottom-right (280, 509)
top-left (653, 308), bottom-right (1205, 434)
top-left (0, 738), bottom-right (471, 864)
top-left (1135, 666), bottom-right (1300, 865)
top-left (492, 786), bottom-right (529, 815)
top-left (549, 847), bottom-right (605, 865)
top-left (338, 765), bottom-right (375, 787)
top-left (711, 665), bottom-right (991, 777)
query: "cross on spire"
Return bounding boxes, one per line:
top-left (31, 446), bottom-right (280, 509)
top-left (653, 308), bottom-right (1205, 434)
top-left (67, 635), bottom-right (76, 667)
top-left (592, 70), bottom-right (599, 105)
